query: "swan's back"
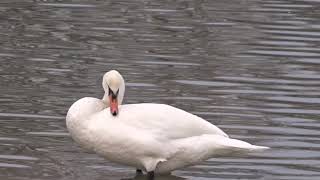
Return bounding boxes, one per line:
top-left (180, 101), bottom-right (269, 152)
top-left (114, 103), bottom-right (228, 141)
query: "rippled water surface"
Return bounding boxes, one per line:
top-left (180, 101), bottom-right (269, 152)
top-left (1, 0), bottom-right (320, 179)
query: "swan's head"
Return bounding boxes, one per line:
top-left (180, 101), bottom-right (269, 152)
top-left (102, 70), bottom-right (125, 116)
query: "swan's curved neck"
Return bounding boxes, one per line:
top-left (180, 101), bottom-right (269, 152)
top-left (102, 93), bottom-right (110, 107)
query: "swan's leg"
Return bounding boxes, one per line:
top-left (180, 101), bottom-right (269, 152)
top-left (136, 169), bottom-right (143, 175)
top-left (147, 171), bottom-right (155, 180)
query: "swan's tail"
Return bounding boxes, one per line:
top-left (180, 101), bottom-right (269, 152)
top-left (223, 137), bottom-right (269, 151)
top-left (173, 134), bottom-right (269, 157)
top-left (210, 135), bottom-right (269, 155)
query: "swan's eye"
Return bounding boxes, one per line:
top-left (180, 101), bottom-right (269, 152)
top-left (108, 85), bottom-right (119, 98)
top-left (108, 86), bottom-right (112, 96)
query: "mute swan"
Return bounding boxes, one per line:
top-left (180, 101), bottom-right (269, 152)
top-left (66, 70), bottom-right (269, 180)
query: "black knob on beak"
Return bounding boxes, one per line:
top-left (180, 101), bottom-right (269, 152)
top-left (112, 111), bottom-right (118, 116)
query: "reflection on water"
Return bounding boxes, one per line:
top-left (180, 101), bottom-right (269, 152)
top-left (0, 0), bottom-right (320, 179)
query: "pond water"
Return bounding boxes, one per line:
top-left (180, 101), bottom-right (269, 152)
top-left (0, 0), bottom-right (320, 179)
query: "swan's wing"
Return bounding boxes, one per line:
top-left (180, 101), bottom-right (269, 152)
top-left (115, 103), bottom-right (228, 141)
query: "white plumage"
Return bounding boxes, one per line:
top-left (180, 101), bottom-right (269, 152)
top-left (66, 70), bottom-right (268, 174)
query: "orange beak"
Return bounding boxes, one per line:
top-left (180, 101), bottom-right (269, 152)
top-left (109, 94), bottom-right (118, 116)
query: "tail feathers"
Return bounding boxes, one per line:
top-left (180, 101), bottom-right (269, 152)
top-left (216, 136), bottom-right (269, 153)
top-left (247, 144), bottom-right (270, 151)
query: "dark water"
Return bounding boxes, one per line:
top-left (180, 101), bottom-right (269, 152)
top-left (1, 0), bottom-right (320, 179)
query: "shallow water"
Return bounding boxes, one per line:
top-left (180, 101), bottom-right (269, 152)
top-left (0, 0), bottom-right (320, 179)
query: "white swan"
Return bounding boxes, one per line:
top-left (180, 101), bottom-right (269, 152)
top-left (66, 70), bottom-right (268, 179)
